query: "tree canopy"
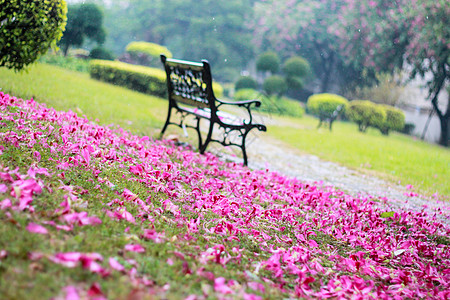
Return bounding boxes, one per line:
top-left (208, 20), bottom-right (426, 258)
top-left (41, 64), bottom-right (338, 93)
top-left (0, 0), bottom-right (67, 71)
top-left (60, 2), bottom-right (106, 56)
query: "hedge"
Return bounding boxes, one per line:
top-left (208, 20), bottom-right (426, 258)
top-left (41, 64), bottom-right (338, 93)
top-left (125, 41), bottom-right (172, 59)
top-left (234, 89), bottom-right (304, 118)
top-left (347, 100), bottom-right (386, 132)
top-left (307, 93), bottom-right (349, 116)
top-left (378, 104), bottom-right (405, 135)
top-left (89, 59), bottom-right (223, 99)
top-left (89, 60), bottom-right (167, 97)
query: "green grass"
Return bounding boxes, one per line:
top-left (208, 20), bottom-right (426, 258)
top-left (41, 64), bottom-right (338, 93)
top-left (1, 63), bottom-right (448, 197)
top-left (267, 114), bottom-right (450, 197)
top-left (0, 63), bottom-right (167, 137)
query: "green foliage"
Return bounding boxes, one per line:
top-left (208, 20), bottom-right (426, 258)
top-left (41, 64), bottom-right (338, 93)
top-left (283, 56), bottom-right (310, 90)
top-left (263, 75), bottom-right (288, 97)
top-left (89, 60), bottom-right (167, 97)
top-left (0, 0), bottom-right (67, 71)
top-left (283, 56), bottom-right (311, 78)
top-left (234, 89), bottom-right (304, 118)
top-left (89, 59), bottom-right (223, 99)
top-left (126, 41), bottom-right (172, 59)
top-left (39, 53), bottom-right (90, 73)
top-left (307, 93), bottom-right (349, 116)
top-left (350, 72), bottom-right (405, 106)
top-left (125, 41), bottom-right (172, 67)
top-left (60, 3), bottom-right (106, 56)
top-left (347, 100), bottom-right (386, 133)
top-left (89, 47), bottom-right (115, 61)
top-left (256, 52), bottom-right (280, 74)
top-left (378, 105), bottom-right (406, 135)
top-left (234, 76), bottom-right (258, 91)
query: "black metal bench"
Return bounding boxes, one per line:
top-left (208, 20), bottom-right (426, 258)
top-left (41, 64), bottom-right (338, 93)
top-left (317, 105), bottom-right (343, 131)
top-left (160, 55), bottom-right (266, 166)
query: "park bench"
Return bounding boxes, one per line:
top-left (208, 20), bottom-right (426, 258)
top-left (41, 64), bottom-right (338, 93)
top-left (317, 105), bottom-right (343, 131)
top-left (160, 55), bottom-right (267, 166)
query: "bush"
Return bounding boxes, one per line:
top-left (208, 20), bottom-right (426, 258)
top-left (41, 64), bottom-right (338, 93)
top-left (39, 53), bottom-right (90, 73)
top-left (235, 76), bottom-right (258, 91)
top-left (347, 100), bottom-right (386, 132)
top-left (256, 52), bottom-right (280, 74)
top-left (89, 59), bottom-right (224, 99)
top-left (307, 93), bottom-right (349, 116)
top-left (283, 56), bottom-right (310, 78)
top-left (378, 105), bottom-right (405, 135)
top-left (89, 60), bottom-right (167, 97)
top-left (89, 47), bottom-right (115, 61)
top-left (234, 89), bottom-right (304, 118)
top-left (263, 75), bottom-right (288, 96)
top-left (0, 0), bottom-right (67, 70)
top-left (125, 41), bottom-right (172, 67)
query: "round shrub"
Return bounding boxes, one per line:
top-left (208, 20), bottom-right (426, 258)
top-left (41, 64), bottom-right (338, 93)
top-left (256, 51), bottom-right (280, 74)
top-left (307, 93), bottom-right (349, 116)
top-left (378, 105), bottom-right (405, 135)
top-left (235, 76), bottom-right (258, 91)
top-left (347, 100), bottom-right (386, 132)
top-left (126, 41), bottom-right (172, 59)
top-left (234, 89), bottom-right (259, 101)
top-left (263, 75), bottom-right (288, 96)
top-left (283, 56), bottom-right (310, 78)
top-left (89, 47), bottom-right (115, 60)
top-left (212, 82), bottom-right (224, 99)
top-left (234, 89), bottom-right (304, 118)
top-left (0, 0), bottom-right (68, 71)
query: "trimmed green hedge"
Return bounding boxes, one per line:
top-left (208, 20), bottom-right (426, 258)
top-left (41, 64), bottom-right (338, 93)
top-left (347, 100), bottom-right (386, 132)
top-left (126, 41), bottom-right (172, 59)
top-left (307, 93), bottom-right (349, 116)
top-left (89, 59), bottom-right (224, 99)
top-left (378, 104), bottom-right (405, 135)
top-left (234, 89), bottom-right (304, 118)
top-left (89, 60), bottom-right (167, 97)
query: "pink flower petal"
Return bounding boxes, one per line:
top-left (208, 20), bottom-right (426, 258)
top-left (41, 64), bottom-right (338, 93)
top-left (109, 257), bottom-right (125, 272)
top-left (124, 244), bottom-right (145, 253)
top-left (26, 223), bottom-right (48, 235)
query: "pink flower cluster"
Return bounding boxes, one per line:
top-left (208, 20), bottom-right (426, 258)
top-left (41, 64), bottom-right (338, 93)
top-left (0, 92), bottom-right (449, 299)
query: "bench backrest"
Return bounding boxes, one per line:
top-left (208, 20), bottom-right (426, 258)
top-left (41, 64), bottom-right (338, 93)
top-left (161, 55), bottom-right (216, 110)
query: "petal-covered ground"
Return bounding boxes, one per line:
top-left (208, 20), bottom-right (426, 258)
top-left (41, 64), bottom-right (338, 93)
top-left (0, 92), bottom-right (449, 299)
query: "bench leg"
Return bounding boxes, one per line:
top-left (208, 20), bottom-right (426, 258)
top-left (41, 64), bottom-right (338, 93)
top-left (160, 106), bottom-right (173, 138)
top-left (199, 120), bottom-right (214, 154)
top-left (195, 117), bottom-right (203, 151)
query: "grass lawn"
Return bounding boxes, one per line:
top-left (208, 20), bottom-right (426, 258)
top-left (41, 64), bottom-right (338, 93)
top-left (267, 114), bottom-right (450, 197)
top-left (0, 63), bottom-right (167, 137)
top-left (0, 65), bottom-right (450, 299)
top-left (1, 63), bottom-right (449, 197)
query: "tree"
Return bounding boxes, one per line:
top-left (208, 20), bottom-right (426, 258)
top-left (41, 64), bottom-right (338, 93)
top-left (60, 3), bottom-right (106, 56)
top-left (338, 0), bottom-right (449, 146)
top-left (102, 0), bottom-right (255, 82)
top-left (251, 0), bottom-right (366, 93)
top-left (0, 0), bottom-right (67, 71)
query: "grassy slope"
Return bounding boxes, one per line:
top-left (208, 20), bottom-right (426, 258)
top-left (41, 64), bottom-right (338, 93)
top-left (1, 63), bottom-right (449, 197)
top-left (0, 63), bottom-right (167, 137)
top-left (268, 115), bottom-right (450, 197)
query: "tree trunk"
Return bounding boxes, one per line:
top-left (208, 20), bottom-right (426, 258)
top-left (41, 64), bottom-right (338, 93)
top-left (430, 85), bottom-right (450, 147)
top-left (438, 115), bottom-right (449, 146)
top-left (63, 43), bottom-right (70, 57)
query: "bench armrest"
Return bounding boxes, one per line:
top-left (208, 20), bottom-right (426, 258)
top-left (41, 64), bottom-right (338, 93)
top-left (216, 98), bottom-right (261, 108)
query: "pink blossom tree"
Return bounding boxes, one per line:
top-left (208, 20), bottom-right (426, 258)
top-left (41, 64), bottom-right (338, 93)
top-left (338, 0), bottom-right (449, 145)
top-left (251, 0), bottom-right (367, 93)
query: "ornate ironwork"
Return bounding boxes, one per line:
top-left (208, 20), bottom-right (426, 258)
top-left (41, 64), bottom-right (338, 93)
top-left (160, 55), bottom-right (266, 166)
